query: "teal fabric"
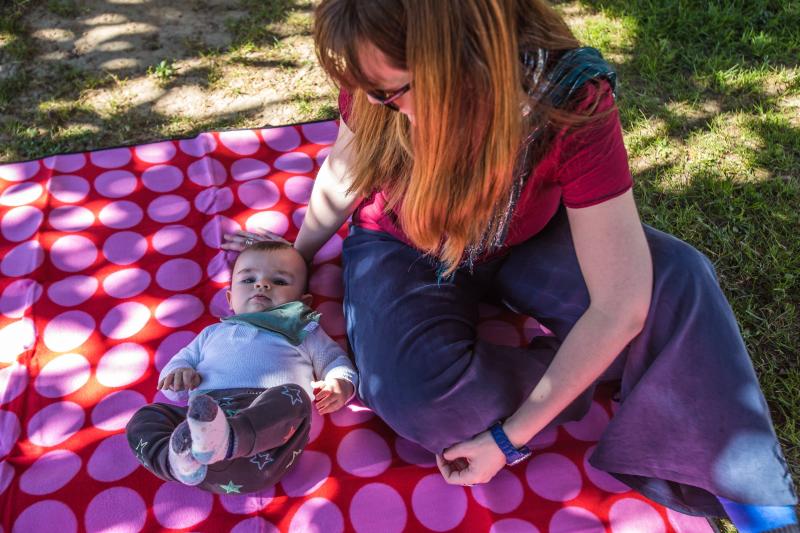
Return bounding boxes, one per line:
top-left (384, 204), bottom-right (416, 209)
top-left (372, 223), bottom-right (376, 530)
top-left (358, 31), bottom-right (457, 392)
top-left (221, 301), bottom-right (321, 346)
top-left (545, 46), bottom-right (617, 106)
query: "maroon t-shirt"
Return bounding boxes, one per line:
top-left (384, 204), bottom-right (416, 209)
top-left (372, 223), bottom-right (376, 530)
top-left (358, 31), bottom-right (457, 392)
top-left (338, 81), bottom-right (632, 257)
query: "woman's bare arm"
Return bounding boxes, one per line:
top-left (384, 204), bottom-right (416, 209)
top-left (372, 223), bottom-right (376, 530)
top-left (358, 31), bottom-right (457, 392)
top-left (294, 121), bottom-right (362, 262)
top-left (222, 121), bottom-right (361, 258)
top-left (439, 189), bottom-right (653, 484)
top-left (502, 189), bottom-right (652, 447)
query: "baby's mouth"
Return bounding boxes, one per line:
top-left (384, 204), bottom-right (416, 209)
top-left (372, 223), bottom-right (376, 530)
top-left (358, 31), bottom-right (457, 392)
top-left (250, 295), bottom-right (270, 303)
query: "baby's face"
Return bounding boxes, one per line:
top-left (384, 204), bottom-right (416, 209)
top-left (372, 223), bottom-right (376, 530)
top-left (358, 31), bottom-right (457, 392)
top-left (226, 248), bottom-right (309, 314)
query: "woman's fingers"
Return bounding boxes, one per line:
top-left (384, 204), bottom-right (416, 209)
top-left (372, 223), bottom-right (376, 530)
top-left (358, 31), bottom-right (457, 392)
top-left (437, 452), bottom-right (476, 485)
top-left (436, 454), bottom-right (464, 479)
top-left (221, 229), bottom-right (291, 250)
top-left (228, 229), bottom-right (290, 243)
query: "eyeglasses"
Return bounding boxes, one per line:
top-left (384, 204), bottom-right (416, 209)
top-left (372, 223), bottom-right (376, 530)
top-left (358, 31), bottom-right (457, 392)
top-left (366, 83), bottom-right (411, 110)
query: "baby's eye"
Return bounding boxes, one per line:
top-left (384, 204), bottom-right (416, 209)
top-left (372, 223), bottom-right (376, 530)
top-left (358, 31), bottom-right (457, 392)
top-left (240, 277), bottom-right (255, 284)
top-left (272, 279), bottom-right (289, 286)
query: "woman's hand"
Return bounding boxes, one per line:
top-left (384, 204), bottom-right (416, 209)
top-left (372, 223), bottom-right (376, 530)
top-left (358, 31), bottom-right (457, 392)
top-left (311, 378), bottom-right (355, 415)
top-left (221, 229), bottom-right (290, 252)
top-left (157, 368), bottom-right (202, 392)
top-left (436, 430), bottom-right (506, 486)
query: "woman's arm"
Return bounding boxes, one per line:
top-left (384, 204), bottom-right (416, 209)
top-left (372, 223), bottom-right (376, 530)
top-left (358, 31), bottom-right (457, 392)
top-left (294, 121), bottom-right (362, 262)
top-left (439, 189), bottom-right (653, 484)
top-left (222, 121), bottom-right (361, 257)
top-left (502, 189), bottom-right (652, 446)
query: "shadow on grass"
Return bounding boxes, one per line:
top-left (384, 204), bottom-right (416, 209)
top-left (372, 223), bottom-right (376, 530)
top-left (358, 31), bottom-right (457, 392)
top-left (574, 0), bottom-right (800, 490)
top-left (0, 0), bottom-right (324, 160)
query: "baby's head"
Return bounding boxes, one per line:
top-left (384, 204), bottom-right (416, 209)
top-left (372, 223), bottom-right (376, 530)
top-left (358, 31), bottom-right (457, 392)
top-left (226, 241), bottom-right (311, 315)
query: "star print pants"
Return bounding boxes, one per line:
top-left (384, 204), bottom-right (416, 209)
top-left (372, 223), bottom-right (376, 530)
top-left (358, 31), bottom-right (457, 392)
top-left (125, 384), bottom-right (311, 494)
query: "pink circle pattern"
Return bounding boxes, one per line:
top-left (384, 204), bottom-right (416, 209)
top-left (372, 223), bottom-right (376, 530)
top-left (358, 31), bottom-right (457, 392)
top-left (98, 200), bottom-right (143, 229)
top-left (350, 483), bottom-right (407, 533)
top-left (86, 434), bottom-right (140, 482)
top-left (12, 500), bottom-right (77, 533)
top-left (0, 278), bottom-right (42, 318)
top-left (84, 487), bottom-right (147, 533)
top-left (34, 353), bottom-right (91, 398)
top-left (0, 123), bottom-right (691, 533)
top-left (412, 474), bottom-right (468, 531)
top-left (1, 182), bottom-right (43, 206)
top-left (48, 175), bottom-right (90, 203)
top-left (2, 206), bottom-right (44, 242)
top-left (19, 449), bottom-right (82, 495)
top-left (153, 481), bottom-right (213, 529)
top-left (336, 429), bottom-right (392, 477)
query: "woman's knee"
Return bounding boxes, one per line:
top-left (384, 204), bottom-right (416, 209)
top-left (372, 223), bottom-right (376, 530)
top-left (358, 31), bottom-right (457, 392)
top-left (360, 359), bottom-right (456, 436)
top-left (372, 394), bottom-right (441, 447)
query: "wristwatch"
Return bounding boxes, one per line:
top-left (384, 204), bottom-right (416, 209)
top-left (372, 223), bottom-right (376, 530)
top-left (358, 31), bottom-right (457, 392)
top-left (489, 421), bottom-right (532, 466)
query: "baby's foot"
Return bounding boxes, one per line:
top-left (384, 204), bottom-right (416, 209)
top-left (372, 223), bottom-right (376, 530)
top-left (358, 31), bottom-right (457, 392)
top-left (168, 421), bottom-right (207, 485)
top-left (187, 394), bottom-right (231, 465)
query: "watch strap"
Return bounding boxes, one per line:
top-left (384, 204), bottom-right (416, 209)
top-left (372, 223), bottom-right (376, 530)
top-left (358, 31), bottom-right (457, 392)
top-left (489, 422), bottom-right (532, 466)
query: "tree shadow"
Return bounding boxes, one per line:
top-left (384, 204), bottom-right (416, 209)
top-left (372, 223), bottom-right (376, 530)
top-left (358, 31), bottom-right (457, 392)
top-left (573, 0), bottom-right (800, 488)
top-left (0, 0), bottom-right (325, 161)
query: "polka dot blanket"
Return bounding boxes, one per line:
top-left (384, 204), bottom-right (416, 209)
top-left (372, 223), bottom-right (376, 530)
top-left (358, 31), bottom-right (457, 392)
top-left (0, 121), bottom-right (713, 533)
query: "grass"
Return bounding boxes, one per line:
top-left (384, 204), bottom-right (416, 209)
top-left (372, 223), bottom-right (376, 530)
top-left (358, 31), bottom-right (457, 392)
top-left (225, 0), bottom-right (314, 51)
top-left (568, 1), bottom-right (799, 527)
top-left (147, 59), bottom-right (177, 85)
top-left (0, 0), bottom-right (35, 62)
top-left (0, 0), bottom-right (332, 161)
top-left (0, 0), bottom-right (798, 529)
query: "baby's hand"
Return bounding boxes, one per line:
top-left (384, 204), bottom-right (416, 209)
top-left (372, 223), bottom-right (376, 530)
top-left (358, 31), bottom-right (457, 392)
top-left (158, 368), bottom-right (201, 392)
top-left (311, 378), bottom-right (354, 415)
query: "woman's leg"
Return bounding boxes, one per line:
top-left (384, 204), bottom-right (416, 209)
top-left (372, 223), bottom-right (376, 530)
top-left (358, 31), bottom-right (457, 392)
top-left (496, 209), bottom-right (797, 516)
top-left (342, 227), bottom-right (576, 454)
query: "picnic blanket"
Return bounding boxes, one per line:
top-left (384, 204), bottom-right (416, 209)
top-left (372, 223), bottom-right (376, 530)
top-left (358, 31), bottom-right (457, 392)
top-left (0, 121), bottom-right (714, 532)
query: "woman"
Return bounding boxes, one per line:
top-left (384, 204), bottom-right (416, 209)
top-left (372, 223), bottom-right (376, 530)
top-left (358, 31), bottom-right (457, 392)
top-left (224, 0), bottom-right (797, 529)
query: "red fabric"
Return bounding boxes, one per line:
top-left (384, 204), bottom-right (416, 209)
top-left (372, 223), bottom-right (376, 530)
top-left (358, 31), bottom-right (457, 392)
top-left (339, 82), bottom-right (632, 255)
top-left (0, 124), bottom-right (710, 533)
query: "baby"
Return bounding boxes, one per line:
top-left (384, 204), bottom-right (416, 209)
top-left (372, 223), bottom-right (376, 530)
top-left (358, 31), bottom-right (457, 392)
top-left (126, 241), bottom-right (357, 494)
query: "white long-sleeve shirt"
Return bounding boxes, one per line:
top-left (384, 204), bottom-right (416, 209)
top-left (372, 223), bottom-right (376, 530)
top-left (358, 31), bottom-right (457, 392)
top-left (159, 321), bottom-right (358, 403)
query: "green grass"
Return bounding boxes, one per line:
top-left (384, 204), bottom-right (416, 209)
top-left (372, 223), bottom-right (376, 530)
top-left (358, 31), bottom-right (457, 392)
top-left (45, 0), bottom-right (81, 18)
top-left (0, 0), bottom-right (35, 61)
top-left (0, 0), bottom-right (331, 161)
top-left (568, 1), bottom-right (799, 527)
top-left (225, 0), bottom-right (314, 51)
top-left (0, 1), bottom-right (797, 527)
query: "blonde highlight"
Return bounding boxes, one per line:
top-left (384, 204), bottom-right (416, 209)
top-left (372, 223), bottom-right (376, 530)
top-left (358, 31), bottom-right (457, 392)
top-left (314, 0), bottom-right (586, 274)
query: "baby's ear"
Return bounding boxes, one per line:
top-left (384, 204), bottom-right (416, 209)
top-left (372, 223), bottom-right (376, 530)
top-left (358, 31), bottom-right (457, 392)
top-left (300, 293), bottom-right (313, 307)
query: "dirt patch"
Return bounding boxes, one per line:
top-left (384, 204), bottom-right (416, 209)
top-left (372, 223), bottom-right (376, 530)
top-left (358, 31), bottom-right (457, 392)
top-left (1, 0), bottom-right (334, 162)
